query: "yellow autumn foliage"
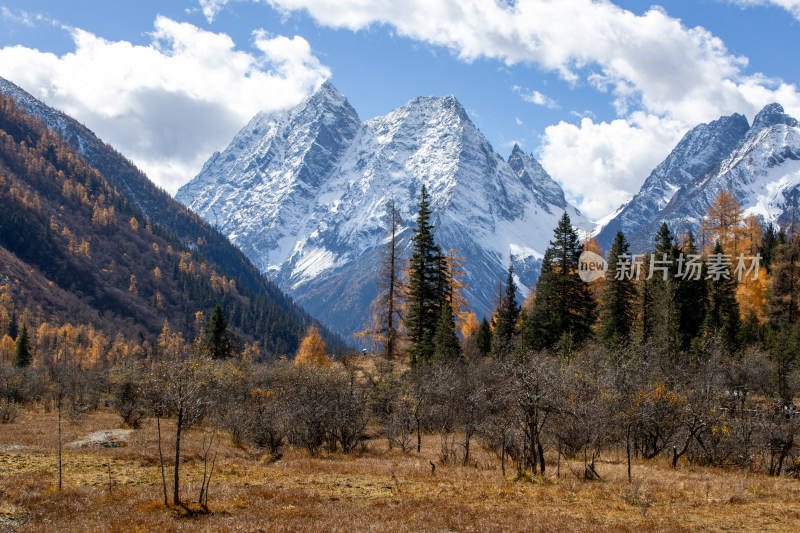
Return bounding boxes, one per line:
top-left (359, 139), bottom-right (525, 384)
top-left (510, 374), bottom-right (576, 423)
top-left (294, 325), bottom-right (330, 367)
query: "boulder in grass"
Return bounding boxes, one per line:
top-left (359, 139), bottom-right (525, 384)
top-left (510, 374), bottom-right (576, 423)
top-left (68, 429), bottom-right (134, 448)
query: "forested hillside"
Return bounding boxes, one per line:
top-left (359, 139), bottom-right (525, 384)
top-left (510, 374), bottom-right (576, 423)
top-left (0, 93), bottom-right (335, 358)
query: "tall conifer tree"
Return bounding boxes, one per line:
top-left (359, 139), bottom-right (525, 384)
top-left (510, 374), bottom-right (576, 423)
top-left (768, 233), bottom-right (800, 325)
top-left (433, 300), bottom-right (461, 363)
top-left (474, 317), bottom-right (492, 357)
top-left (202, 304), bottom-right (232, 359)
top-left (704, 241), bottom-right (741, 351)
top-left (406, 185), bottom-right (440, 365)
top-left (492, 262), bottom-right (519, 356)
top-left (12, 323), bottom-right (31, 367)
top-left (675, 231), bottom-right (707, 350)
top-left (599, 231), bottom-right (636, 348)
top-left (650, 223), bottom-right (681, 361)
top-left (522, 212), bottom-right (596, 350)
top-left (364, 198), bottom-right (405, 361)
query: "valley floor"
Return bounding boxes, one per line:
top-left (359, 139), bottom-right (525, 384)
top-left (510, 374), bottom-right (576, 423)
top-left (1, 410), bottom-right (799, 532)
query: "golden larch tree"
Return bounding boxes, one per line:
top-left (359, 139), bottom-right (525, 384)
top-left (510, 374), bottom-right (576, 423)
top-left (737, 214), bottom-right (767, 321)
top-left (444, 249), bottom-right (472, 333)
top-left (458, 311), bottom-right (479, 338)
top-left (0, 334), bottom-right (15, 365)
top-left (700, 189), bottom-right (745, 254)
top-left (294, 325), bottom-right (330, 367)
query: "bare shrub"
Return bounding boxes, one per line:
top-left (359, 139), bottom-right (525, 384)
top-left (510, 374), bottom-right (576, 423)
top-left (0, 397), bottom-right (19, 424)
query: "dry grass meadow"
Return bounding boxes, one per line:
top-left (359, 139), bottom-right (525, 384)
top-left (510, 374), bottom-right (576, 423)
top-left (1, 408), bottom-right (799, 532)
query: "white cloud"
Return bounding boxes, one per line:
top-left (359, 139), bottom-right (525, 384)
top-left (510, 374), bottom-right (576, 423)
top-left (538, 113), bottom-right (687, 218)
top-left (728, 0), bottom-right (800, 20)
top-left (1, 7), bottom-right (36, 27)
top-left (198, 0), bottom-right (231, 22)
top-left (206, 0), bottom-right (800, 219)
top-left (248, 0), bottom-right (797, 118)
top-left (515, 116), bottom-right (523, 126)
top-left (512, 85), bottom-right (559, 109)
top-left (0, 16), bottom-right (329, 193)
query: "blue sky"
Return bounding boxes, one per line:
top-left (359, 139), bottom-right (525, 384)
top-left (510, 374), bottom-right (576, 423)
top-left (1, 0), bottom-right (798, 220)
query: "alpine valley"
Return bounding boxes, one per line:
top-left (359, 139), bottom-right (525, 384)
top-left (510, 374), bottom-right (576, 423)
top-left (177, 82), bottom-right (592, 337)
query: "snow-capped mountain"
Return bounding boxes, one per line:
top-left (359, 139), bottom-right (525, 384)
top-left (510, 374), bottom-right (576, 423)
top-left (596, 103), bottom-right (800, 252)
top-left (177, 82), bottom-right (590, 336)
top-left (596, 111), bottom-right (750, 251)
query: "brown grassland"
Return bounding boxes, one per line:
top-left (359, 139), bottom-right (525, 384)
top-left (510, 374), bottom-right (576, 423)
top-left (1, 409), bottom-right (799, 532)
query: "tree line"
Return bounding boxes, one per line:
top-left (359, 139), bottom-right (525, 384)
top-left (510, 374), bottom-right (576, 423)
top-left (3, 184), bottom-right (800, 510)
top-left (364, 187), bottom-right (790, 376)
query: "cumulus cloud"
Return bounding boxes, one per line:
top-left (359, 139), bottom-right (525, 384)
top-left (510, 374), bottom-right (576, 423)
top-left (538, 113), bottom-right (686, 219)
top-left (0, 16), bottom-right (329, 193)
top-left (198, 0), bottom-right (230, 22)
top-left (248, 0), bottom-right (798, 116)
top-left (728, 0), bottom-right (800, 20)
top-left (512, 85), bottom-right (559, 109)
top-left (204, 0), bottom-right (800, 218)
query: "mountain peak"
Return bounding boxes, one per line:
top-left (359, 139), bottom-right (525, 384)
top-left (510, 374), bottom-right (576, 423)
top-left (179, 83), bottom-right (589, 335)
top-left (400, 94), bottom-right (470, 121)
top-left (751, 102), bottom-right (799, 132)
top-left (313, 79), bottom-right (341, 98)
top-left (302, 79), bottom-right (351, 109)
top-left (506, 143), bottom-right (569, 211)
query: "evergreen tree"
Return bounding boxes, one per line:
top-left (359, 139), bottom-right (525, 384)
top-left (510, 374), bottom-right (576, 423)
top-left (758, 222), bottom-right (778, 273)
top-left (202, 304), bottom-right (233, 359)
top-left (637, 253), bottom-right (655, 345)
top-left (768, 232), bottom-right (800, 325)
top-left (6, 312), bottom-right (18, 340)
top-left (599, 231), bottom-right (636, 348)
top-left (674, 231), bottom-right (707, 350)
top-left (12, 323), bottom-right (31, 367)
top-left (434, 250), bottom-right (452, 307)
top-left (492, 262), bottom-right (519, 357)
top-left (522, 212), bottom-right (596, 350)
top-left (405, 185), bottom-right (441, 365)
top-left (765, 323), bottom-right (800, 405)
top-left (433, 300), bottom-right (461, 363)
top-left (704, 241), bottom-right (741, 351)
top-left (474, 317), bottom-right (492, 357)
top-left (650, 223), bottom-right (682, 362)
top-left (654, 223), bottom-right (678, 258)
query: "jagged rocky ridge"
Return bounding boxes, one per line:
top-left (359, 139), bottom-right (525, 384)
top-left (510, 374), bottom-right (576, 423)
top-left (177, 82), bottom-right (591, 336)
top-left (597, 103), bottom-right (800, 252)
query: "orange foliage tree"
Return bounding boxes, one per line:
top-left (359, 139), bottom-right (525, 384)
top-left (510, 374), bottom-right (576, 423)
top-left (294, 325), bottom-right (330, 367)
top-left (700, 189), bottom-right (745, 254)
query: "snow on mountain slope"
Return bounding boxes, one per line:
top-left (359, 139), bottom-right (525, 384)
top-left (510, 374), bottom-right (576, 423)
top-left (177, 83), bottom-right (590, 336)
top-left (595, 111), bottom-right (750, 251)
top-left (653, 104), bottom-right (800, 238)
top-left (176, 81), bottom-right (362, 273)
top-left (596, 103), bottom-right (800, 252)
